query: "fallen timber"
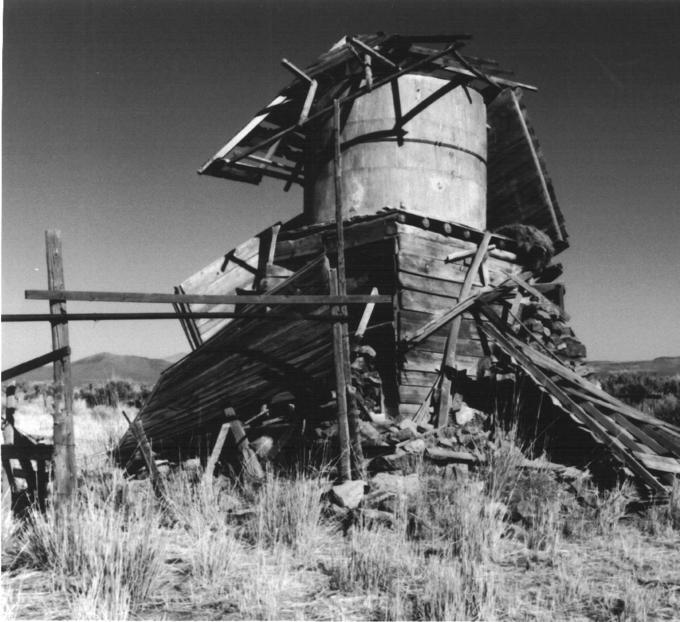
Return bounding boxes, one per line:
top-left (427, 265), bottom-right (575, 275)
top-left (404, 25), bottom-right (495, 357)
top-left (115, 253), bottom-right (680, 496)
top-left (111, 33), bottom-right (676, 498)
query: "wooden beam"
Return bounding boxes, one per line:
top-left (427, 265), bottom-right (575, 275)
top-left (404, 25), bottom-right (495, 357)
top-left (477, 307), bottom-right (668, 496)
top-left (329, 266), bottom-right (352, 482)
top-left (334, 98), bottom-right (364, 478)
top-left (510, 90), bottom-right (563, 242)
top-left (348, 37), bottom-right (397, 68)
top-left (505, 272), bottom-right (564, 319)
top-left (1, 444), bottom-right (54, 460)
top-left (45, 230), bottom-right (76, 511)
top-left (281, 58), bottom-right (314, 83)
top-left (299, 79), bottom-right (318, 124)
top-left (198, 94), bottom-right (288, 171)
top-left (1, 347), bottom-right (71, 381)
top-left (436, 232), bottom-right (492, 427)
top-left (3, 311), bottom-right (349, 323)
top-left (354, 287), bottom-right (378, 340)
top-left (401, 284), bottom-right (510, 346)
top-left (203, 422), bottom-right (231, 483)
top-left (25, 290), bottom-right (391, 305)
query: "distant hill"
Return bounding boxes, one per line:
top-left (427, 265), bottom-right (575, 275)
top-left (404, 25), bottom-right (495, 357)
top-left (589, 356), bottom-right (680, 377)
top-left (9, 351), bottom-right (678, 388)
top-left (13, 352), bottom-right (175, 386)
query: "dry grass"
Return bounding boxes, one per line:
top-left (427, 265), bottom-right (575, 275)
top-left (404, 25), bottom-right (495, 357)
top-left (2, 403), bottom-right (679, 621)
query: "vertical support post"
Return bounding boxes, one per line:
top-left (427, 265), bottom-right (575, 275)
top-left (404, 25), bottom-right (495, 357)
top-left (333, 99), bottom-right (365, 478)
top-left (2, 383), bottom-right (16, 444)
top-left (329, 266), bottom-right (352, 482)
top-left (436, 232), bottom-right (492, 427)
top-left (45, 230), bottom-right (76, 509)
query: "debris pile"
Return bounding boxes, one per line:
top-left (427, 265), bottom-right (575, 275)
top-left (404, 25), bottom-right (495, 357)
top-left (516, 300), bottom-right (588, 369)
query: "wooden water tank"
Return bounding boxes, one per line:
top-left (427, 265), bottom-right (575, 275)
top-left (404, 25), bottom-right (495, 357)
top-left (304, 73), bottom-right (487, 229)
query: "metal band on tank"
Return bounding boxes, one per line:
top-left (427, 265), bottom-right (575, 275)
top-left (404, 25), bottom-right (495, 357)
top-left (339, 134), bottom-right (487, 165)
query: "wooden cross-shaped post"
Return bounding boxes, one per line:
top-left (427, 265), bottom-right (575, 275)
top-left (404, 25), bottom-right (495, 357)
top-left (45, 230), bottom-right (76, 510)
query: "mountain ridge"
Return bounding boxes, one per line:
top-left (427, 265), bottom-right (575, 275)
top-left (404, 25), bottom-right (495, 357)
top-left (6, 352), bottom-right (679, 387)
top-left (9, 352), bottom-right (182, 386)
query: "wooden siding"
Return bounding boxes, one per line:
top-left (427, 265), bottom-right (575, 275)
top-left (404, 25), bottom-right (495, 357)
top-left (118, 257), bottom-right (336, 464)
top-left (395, 223), bottom-right (520, 417)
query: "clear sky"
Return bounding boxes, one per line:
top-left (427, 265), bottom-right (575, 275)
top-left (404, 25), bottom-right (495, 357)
top-left (2, 0), bottom-right (680, 369)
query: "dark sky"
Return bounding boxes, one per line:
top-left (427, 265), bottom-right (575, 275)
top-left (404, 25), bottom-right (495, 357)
top-left (3, 0), bottom-right (680, 368)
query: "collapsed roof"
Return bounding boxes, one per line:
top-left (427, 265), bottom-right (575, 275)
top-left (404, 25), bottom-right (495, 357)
top-left (198, 33), bottom-right (568, 250)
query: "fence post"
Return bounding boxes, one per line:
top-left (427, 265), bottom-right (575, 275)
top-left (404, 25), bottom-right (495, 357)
top-left (45, 230), bottom-right (76, 509)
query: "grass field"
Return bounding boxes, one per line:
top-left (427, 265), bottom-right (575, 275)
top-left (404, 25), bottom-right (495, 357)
top-left (2, 398), bottom-right (680, 621)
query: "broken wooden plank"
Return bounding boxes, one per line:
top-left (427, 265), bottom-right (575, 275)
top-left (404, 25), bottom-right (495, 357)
top-left (203, 422), bottom-right (232, 483)
top-left (437, 232), bottom-right (492, 427)
top-left (122, 411), bottom-right (171, 509)
top-left (401, 286), bottom-right (507, 346)
top-left (634, 453), bottom-right (680, 475)
top-left (477, 309), bottom-right (668, 496)
top-left (355, 287), bottom-right (379, 340)
top-left (1, 347), bottom-right (71, 381)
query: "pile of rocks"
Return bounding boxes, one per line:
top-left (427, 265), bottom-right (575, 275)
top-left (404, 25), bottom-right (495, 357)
top-left (517, 300), bottom-right (588, 370)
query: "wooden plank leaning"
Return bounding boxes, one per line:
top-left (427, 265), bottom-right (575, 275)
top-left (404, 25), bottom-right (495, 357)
top-left (122, 410), bottom-right (174, 515)
top-left (203, 422), bottom-right (232, 484)
top-left (401, 283), bottom-right (511, 347)
top-left (45, 230), bottom-right (76, 512)
top-left (1, 347), bottom-right (71, 382)
top-left (476, 306), bottom-right (668, 496)
top-left (436, 232), bottom-right (492, 428)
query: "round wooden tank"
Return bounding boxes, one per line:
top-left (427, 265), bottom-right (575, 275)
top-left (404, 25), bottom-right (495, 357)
top-left (304, 73), bottom-right (487, 228)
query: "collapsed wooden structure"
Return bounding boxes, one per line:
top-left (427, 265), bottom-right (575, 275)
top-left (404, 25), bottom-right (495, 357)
top-left (112, 33), bottom-right (680, 494)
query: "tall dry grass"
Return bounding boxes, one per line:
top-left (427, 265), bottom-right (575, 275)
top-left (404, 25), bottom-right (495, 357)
top-left (6, 471), bottom-right (162, 620)
top-left (2, 402), bottom-right (679, 620)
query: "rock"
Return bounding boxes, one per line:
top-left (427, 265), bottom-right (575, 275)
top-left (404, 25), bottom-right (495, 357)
top-left (371, 472), bottom-right (421, 497)
top-left (368, 451), bottom-right (419, 474)
top-left (392, 426), bottom-right (418, 442)
top-left (398, 418), bottom-right (419, 432)
top-left (402, 438), bottom-right (426, 454)
top-left (368, 412), bottom-right (389, 425)
top-left (438, 437), bottom-right (457, 449)
top-left (330, 480), bottom-right (366, 509)
top-left (359, 420), bottom-right (384, 445)
top-left (455, 403), bottom-right (476, 426)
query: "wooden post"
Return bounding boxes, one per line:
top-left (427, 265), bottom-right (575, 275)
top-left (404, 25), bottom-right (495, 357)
top-left (333, 100), bottom-right (364, 479)
top-left (329, 266), bottom-right (352, 482)
top-left (45, 230), bottom-right (76, 509)
top-left (436, 232), bottom-right (492, 427)
top-left (2, 383), bottom-right (16, 445)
